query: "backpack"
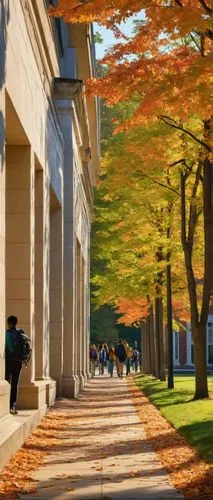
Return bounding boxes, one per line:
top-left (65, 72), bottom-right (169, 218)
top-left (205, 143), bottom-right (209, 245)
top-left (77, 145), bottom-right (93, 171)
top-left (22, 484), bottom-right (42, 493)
top-left (126, 347), bottom-right (132, 359)
top-left (12, 330), bottom-right (32, 364)
top-left (115, 344), bottom-right (126, 362)
top-left (90, 348), bottom-right (97, 360)
top-left (132, 350), bottom-right (139, 362)
top-left (99, 349), bottom-right (106, 363)
top-left (109, 352), bottom-right (116, 362)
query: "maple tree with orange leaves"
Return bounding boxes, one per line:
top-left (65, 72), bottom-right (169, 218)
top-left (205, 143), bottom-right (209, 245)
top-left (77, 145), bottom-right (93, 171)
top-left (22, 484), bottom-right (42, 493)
top-left (91, 106), bottom-right (207, 391)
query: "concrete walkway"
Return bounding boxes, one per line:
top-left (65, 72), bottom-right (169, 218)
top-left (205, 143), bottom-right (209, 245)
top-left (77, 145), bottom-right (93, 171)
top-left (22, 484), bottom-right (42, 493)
top-left (20, 375), bottom-right (185, 499)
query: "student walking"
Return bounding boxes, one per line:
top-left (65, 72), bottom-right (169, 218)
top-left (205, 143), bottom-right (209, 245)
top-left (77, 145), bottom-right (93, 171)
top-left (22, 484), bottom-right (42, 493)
top-left (132, 348), bottom-right (140, 373)
top-left (99, 344), bottom-right (106, 375)
top-left (115, 341), bottom-right (127, 378)
top-left (108, 347), bottom-right (116, 377)
top-left (89, 344), bottom-right (97, 377)
top-left (5, 315), bottom-right (31, 414)
top-left (124, 341), bottom-right (132, 376)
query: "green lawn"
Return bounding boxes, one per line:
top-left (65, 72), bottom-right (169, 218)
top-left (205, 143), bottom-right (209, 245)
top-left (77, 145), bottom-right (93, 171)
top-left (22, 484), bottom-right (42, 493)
top-left (135, 374), bottom-right (213, 463)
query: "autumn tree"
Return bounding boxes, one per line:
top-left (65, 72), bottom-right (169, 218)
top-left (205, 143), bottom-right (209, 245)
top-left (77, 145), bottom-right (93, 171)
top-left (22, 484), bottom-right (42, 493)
top-left (51, 0), bottom-right (213, 398)
top-left (91, 111), bottom-right (204, 385)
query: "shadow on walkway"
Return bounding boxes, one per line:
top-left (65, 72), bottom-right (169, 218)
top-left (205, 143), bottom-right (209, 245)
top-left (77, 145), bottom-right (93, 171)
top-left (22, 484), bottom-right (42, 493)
top-left (18, 375), bottom-right (185, 500)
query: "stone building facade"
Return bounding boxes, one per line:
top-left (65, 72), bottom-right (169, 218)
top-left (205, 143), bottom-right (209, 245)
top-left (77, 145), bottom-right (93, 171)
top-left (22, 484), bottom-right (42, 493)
top-left (173, 316), bottom-right (213, 371)
top-left (0, 0), bottom-right (99, 468)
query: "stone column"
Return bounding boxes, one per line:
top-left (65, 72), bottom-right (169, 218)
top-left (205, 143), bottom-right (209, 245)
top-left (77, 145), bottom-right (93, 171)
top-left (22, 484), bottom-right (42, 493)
top-left (34, 167), bottom-right (56, 406)
top-left (76, 239), bottom-right (84, 390)
top-left (0, 13), bottom-right (10, 416)
top-left (6, 146), bottom-right (46, 409)
top-left (34, 170), bottom-right (44, 380)
top-left (86, 249), bottom-right (91, 379)
top-left (49, 202), bottom-right (63, 396)
top-left (81, 256), bottom-right (86, 381)
top-left (81, 255), bottom-right (89, 382)
top-left (57, 102), bottom-right (78, 398)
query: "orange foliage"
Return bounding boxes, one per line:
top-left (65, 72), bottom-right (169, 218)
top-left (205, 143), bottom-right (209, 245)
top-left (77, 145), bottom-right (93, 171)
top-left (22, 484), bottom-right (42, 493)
top-left (117, 297), bottom-right (149, 325)
top-left (48, 5), bottom-right (213, 170)
top-left (50, 1), bottom-right (212, 33)
top-left (173, 297), bottom-right (190, 323)
top-left (50, 1), bottom-right (213, 127)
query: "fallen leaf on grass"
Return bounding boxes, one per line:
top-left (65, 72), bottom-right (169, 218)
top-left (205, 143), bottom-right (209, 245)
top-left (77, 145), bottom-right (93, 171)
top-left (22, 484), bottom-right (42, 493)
top-left (128, 379), bottom-right (212, 500)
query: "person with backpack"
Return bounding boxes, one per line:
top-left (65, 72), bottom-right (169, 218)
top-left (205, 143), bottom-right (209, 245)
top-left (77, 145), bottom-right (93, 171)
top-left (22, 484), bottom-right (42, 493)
top-left (99, 344), bottom-right (106, 375)
top-left (115, 340), bottom-right (127, 378)
top-left (108, 346), bottom-right (116, 377)
top-left (104, 343), bottom-right (109, 371)
top-left (5, 315), bottom-right (32, 414)
top-left (123, 341), bottom-right (132, 376)
top-left (89, 344), bottom-right (97, 377)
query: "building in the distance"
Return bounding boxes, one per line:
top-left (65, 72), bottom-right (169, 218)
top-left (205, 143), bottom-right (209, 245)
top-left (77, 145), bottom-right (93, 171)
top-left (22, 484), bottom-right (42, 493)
top-left (173, 316), bottom-right (213, 371)
top-left (0, 0), bottom-right (99, 469)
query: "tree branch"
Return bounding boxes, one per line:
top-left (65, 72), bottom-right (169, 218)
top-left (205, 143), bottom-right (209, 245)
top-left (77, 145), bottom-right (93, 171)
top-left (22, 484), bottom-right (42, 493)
top-left (189, 33), bottom-right (203, 54)
top-left (170, 158), bottom-right (193, 177)
top-left (199, 0), bottom-right (212, 14)
top-left (180, 171), bottom-right (199, 325)
top-left (139, 172), bottom-right (181, 197)
top-left (180, 172), bottom-right (187, 250)
top-left (188, 162), bottom-right (202, 252)
top-left (159, 115), bottom-right (212, 152)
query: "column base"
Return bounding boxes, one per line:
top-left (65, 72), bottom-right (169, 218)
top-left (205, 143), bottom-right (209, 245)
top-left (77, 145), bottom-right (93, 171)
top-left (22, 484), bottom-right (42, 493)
top-left (46, 378), bottom-right (56, 407)
top-left (17, 381), bottom-right (47, 410)
top-left (0, 380), bottom-right (10, 418)
top-left (78, 373), bottom-right (85, 391)
top-left (62, 375), bottom-right (80, 398)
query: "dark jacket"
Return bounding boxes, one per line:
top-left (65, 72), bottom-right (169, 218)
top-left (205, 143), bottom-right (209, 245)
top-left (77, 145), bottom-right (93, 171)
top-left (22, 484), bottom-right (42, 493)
top-left (5, 328), bottom-right (19, 361)
top-left (115, 343), bottom-right (127, 362)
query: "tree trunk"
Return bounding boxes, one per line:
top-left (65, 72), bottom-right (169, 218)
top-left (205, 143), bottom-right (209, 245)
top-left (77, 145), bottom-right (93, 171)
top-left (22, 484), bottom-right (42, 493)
top-left (193, 324), bottom-right (208, 399)
top-left (150, 305), bottom-right (156, 376)
top-left (180, 163), bottom-right (210, 399)
top-left (167, 260), bottom-right (174, 389)
top-left (159, 297), bottom-right (166, 381)
top-left (154, 296), bottom-right (161, 379)
top-left (147, 312), bottom-right (153, 375)
top-left (142, 319), bottom-right (152, 374)
top-left (141, 321), bottom-right (145, 373)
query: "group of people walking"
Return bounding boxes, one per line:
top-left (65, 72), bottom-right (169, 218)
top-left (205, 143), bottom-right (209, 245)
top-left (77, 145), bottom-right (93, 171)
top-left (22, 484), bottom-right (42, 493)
top-left (89, 340), bottom-right (140, 378)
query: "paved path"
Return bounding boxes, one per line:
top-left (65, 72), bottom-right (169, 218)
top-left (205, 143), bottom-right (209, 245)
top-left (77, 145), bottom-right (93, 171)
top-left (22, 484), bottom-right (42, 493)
top-left (20, 375), bottom-right (184, 499)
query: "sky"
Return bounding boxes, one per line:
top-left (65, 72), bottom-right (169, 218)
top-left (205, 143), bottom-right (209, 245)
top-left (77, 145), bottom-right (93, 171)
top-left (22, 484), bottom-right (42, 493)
top-left (94, 13), bottom-right (144, 60)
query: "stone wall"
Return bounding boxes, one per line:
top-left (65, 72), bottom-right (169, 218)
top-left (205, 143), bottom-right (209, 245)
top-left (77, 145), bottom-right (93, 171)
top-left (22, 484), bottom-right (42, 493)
top-left (0, 0), bottom-right (99, 468)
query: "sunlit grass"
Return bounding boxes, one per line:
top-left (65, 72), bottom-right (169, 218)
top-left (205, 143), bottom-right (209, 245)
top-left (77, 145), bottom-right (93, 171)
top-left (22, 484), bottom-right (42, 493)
top-left (135, 374), bottom-right (213, 463)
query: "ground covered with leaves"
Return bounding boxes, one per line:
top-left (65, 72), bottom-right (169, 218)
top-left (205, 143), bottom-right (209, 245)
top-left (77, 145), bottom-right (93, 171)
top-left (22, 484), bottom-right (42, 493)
top-left (129, 375), bottom-right (213, 500)
top-left (2, 376), bottom-right (213, 499)
top-left (0, 410), bottom-right (71, 498)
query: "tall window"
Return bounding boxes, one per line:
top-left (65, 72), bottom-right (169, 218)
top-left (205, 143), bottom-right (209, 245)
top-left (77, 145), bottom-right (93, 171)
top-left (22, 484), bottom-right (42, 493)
top-left (207, 322), bottom-right (213, 365)
top-left (191, 335), bottom-right (194, 364)
top-left (173, 331), bottom-right (179, 363)
top-left (46, 0), bottom-right (63, 55)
